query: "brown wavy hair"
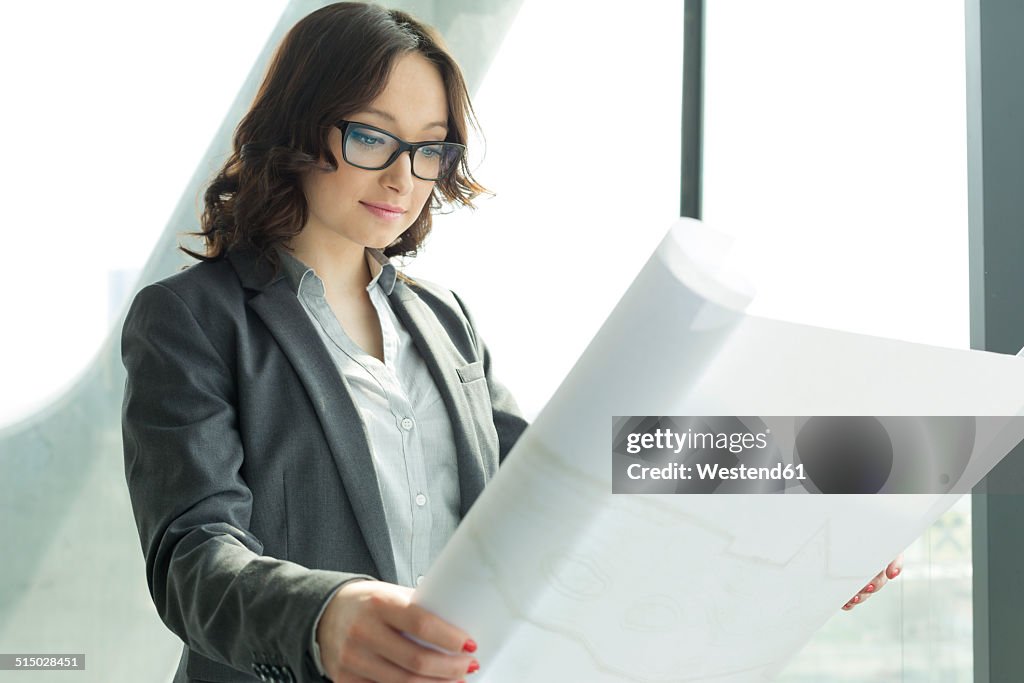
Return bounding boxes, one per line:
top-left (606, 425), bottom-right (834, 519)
top-left (182, 2), bottom-right (487, 276)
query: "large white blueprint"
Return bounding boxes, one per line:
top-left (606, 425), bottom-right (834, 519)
top-left (413, 219), bottom-right (1024, 682)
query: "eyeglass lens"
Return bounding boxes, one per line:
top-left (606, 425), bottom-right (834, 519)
top-left (342, 124), bottom-right (461, 180)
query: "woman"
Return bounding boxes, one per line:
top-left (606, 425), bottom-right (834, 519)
top-left (121, 4), bottom-right (525, 682)
top-left (122, 4), bottom-right (901, 682)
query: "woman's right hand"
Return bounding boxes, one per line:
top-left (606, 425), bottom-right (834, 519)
top-left (316, 580), bottom-right (479, 683)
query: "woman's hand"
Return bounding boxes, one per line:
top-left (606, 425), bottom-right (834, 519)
top-left (316, 580), bottom-right (479, 682)
top-left (842, 553), bottom-right (904, 611)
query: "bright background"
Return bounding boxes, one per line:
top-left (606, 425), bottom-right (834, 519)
top-left (0, 1), bottom-right (973, 680)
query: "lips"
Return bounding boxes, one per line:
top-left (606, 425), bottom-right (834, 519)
top-left (360, 201), bottom-right (406, 220)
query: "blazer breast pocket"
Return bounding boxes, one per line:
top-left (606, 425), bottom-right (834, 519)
top-left (456, 360), bottom-right (486, 384)
top-left (455, 361), bottom-right (499, 469)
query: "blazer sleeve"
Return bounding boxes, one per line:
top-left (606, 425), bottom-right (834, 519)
top-left (450, 290), bottom-right (530, 463)
top-left (120, 282), bottom-right (374, 681)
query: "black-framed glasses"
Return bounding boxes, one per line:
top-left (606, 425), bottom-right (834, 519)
top-left (336, 120), bottom-right (465, 181)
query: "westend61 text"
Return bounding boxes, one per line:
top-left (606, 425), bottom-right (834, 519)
top-left (626, 462), bottom-right (807, 482)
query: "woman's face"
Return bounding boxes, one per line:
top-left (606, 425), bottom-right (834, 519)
top-left (301, 51), bottom-right (448, 251)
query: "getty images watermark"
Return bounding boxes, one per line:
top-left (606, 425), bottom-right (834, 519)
top-left (612, 416), bottom-right (1024, 494)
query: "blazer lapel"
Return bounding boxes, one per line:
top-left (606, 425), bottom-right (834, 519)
top-left (226, 247), bottom-right (398, 584)
top-left (390, 280), bottom-right (488, 518)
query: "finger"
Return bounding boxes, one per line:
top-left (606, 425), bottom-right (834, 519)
top-left (859, 569), bottom-right (888, 599)
top-left (332, 675), bottom-right (374, 683)
top-left (355, 651), bottom-right (467, 683)
top-left (379, 601), bottom-right (475, 655)
top-left (325, 642), bottom-right (389, 683)
top-left (887, 553), bottom-right (905, 580)
top-left (367, 618), bottom-right (478, 680)
top-left (328, 635), bottom-right (467, 683)
top-left (846, 572), bottom-right (882, 608)
top-left (847, 586), bottom-right (874, 607)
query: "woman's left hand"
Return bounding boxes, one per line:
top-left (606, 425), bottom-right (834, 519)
top-left (842, 553), bottom-right (904, 611)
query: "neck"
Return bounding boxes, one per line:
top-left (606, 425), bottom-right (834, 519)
top-left (285, 225), bottom-right (374, 296)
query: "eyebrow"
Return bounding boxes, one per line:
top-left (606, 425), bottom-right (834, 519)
top-left (360, 107), bottom-right (448, 133)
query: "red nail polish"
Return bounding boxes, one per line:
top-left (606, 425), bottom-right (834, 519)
top-left (865, 584), bottom-right (875, 593)
top-left (467, 660), bottom-right (480, 674)
top-left (893, 568), bottom-right (901, 577)
top-left (462, 639), bottom-right (477, 653)
top-left (852, 595), bottom-right (860, 603)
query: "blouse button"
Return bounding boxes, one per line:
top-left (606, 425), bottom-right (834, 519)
top-left (401, 417), bottom-right (414, 430)
top-left (415, 493), bottom-right (427, 506)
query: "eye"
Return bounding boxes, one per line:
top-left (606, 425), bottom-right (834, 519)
top-left (348, 129), bottom-right (386, 146)
top-left (419, 145), bottom-right (441, 158)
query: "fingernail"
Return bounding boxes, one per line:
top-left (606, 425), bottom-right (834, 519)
top-left (893, 568), bottom-right (901, 577)
top-left (852, 595), bottom-right (860, 603)
top-left (467, 660), bottom-right (480, 674)
top-left (865, 584), bottom-right (875, 593)
top-left (462, 639), bottom-right (477, 653)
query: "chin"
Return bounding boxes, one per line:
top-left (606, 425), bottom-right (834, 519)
top-left (351, 227), bottom-right (404, 251)
top-left (380, 229), bottom-right (413, 250)
top-left (373, 234), bottom-right (403, 250)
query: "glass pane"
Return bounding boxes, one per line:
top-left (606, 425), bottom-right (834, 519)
top-left (0, 1), bottom-right (287, 429)
top-left (704, 1), bottom-right (971, 679)
top-left (413, 0), bottom-right (685, 420)
top-left (704, 1), bottom-right (968, 348)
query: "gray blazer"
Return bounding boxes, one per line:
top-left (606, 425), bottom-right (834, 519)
top-left (120, 246), bottom-right (528, 683)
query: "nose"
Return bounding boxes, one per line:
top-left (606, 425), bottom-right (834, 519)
top-left (380, 150), bottom-right (415, 196)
